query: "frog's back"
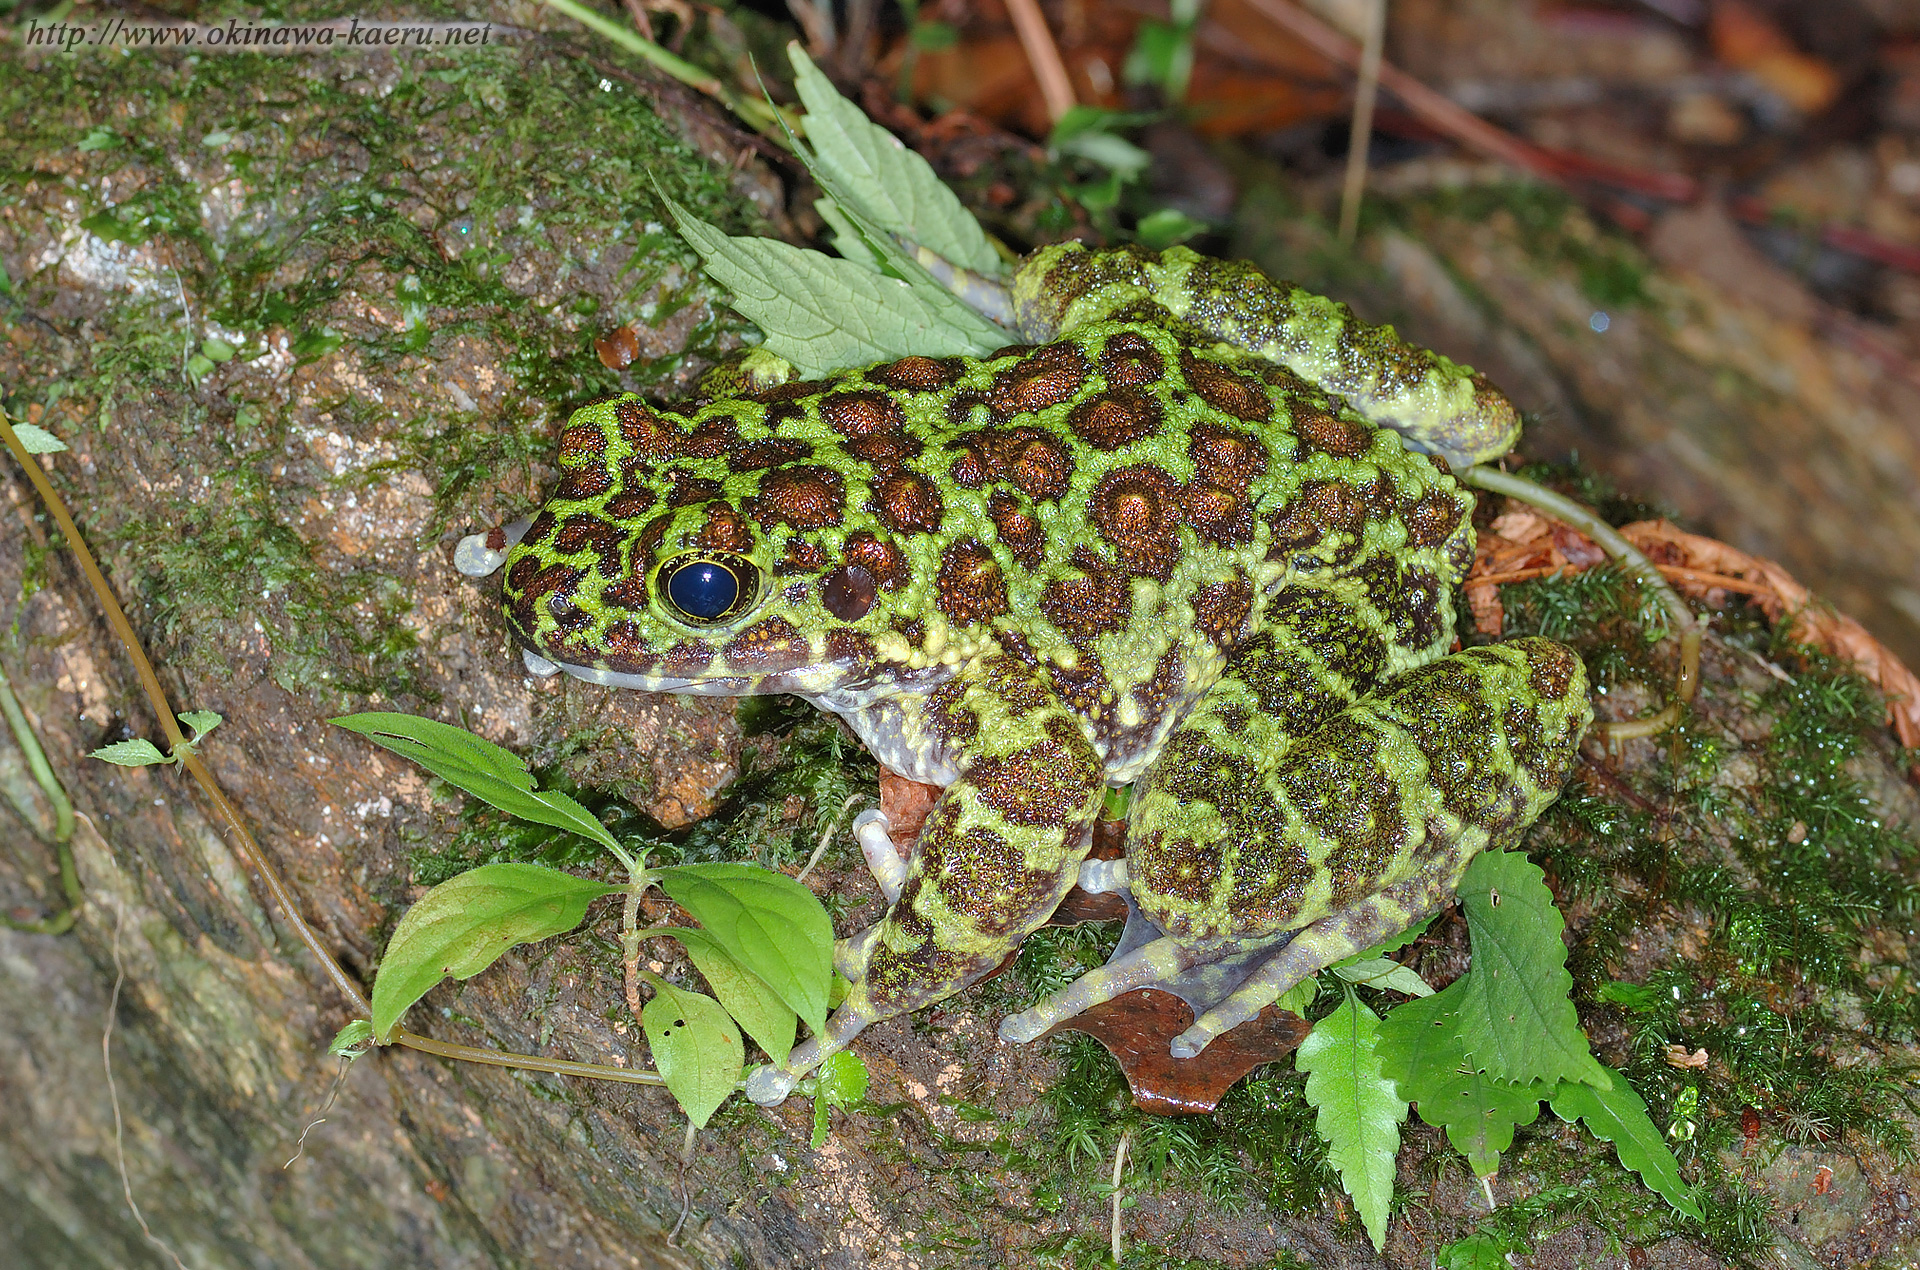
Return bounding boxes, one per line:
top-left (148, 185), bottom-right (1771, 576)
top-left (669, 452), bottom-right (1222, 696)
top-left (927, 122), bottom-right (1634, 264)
top-left (510, 319), bottom-right (1474, 776)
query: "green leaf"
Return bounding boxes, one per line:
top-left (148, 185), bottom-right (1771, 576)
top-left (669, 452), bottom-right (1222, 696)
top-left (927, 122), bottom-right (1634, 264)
top-left (179, 710), bottom-right (223, 741)
top-left (658, 926), bottom-right (797, 1066)
top-left (811, 1049), bottom-right (869, 1148)
top-left (641, 973), bottom-right (743, 1129)
top-left (1550, 1068), bottom-right (1704, 1221)
top-left (1437, 1231), bottom-right (1522, 1270)
top-left (1056, 129), bottom-right (1151, 178)
top-left (665, 200), bottom-right (1001, 378)
top-left (1296, 990), bottom-right (1407, 1250)
top-left (77, 126), bottom-right (120, 152)
top-left (1332, 956), bottom-right (1433, 997)
top-left (1275, 976), bottom-right (1318, 1017)
top-left (657, 863), bottom-right (833, 1035)
top-left (370, 863), bottom-right (616, 1041)
top-left (1343, 912), bottom-right (1439, 961)
top-left (327, 1020), bottom-right (374, 1058)
top-left (1596, 980), bottom-right (1662, 1013)
top-left (814, 197), bottom-right (885, 272)
top-left (1413, 1068), bottom-right (1546, 1177)
top-left (1136, 208), bottom-right (1207, 251)
top-left (1374, 979), bottom-right (1469, 1088)
top-left (91, 738), bottom-right (170, 767)
top-left (1453, 852), bottom-right (1611, 1090)
top-left (787, 43), bottom-right (1002, 278)
top-left (330, 713), bottom-right (627, 860)
top-left (12, 423), bottom-right (68, 454)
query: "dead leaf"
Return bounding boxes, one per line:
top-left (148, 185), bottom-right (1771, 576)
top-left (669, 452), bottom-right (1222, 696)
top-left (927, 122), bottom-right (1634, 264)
top-left (1043, 988), bottom-right (1311, 1114)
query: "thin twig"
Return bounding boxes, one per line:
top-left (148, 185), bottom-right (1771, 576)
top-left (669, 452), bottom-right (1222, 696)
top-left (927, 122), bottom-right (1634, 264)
top-left (1005, 0), bottom-right (1076, 123)
top-left (284, 1057), bottom-right (355, 1169)
top-left (795, 793), bottom-right (865, 884)
top-left (1110, 1128), bottom-right (1131, 1264)
top-left (105, 904), bottom-right (190, 1270)
top-left (1337, 0), bottom-right (1387, 245)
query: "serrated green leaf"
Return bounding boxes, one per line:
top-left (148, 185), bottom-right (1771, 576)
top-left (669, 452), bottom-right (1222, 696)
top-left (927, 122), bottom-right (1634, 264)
top-left (810, 1048), bottom-right (869, 1147)
top-left (787, 43), bottom-right (1002, 277)
top-left (1453, 851), bottom-right (1611, 1090)
top-left (1332, 956), bottom-right (1433, 997)
top-left (1378, 984), bottom-right (1542, 1177)
top-left (331, 713), bottom-right (626, 860)
top-left (1296, 991), bottom-right (1406, 1250)
top-left (657, 863), bottom-right (833, 1035)
top-left (1375, 979), bottom-right (1469, 1089)
top-left (666, 200), bottom-right (1001, 377)
top-left (91, 738), bottom-right (170, 766)
top-left (641, 972), bottom-right (743, 1129)
top-left (1550, 1068), bottom-right (1704, 1221)
top-left (370, 863), bottom-right (616, 1041)
top-left (179, 710), bottom-right (223, 740)
top-left (814, 197), bottom-right (884, 272)
top-left (1596, 980), bottom-right (1662, 1013)
top-left (328, 1019), bottom-right (374, 1057)
top-left (658, 926), bottom-right (797, 1066)
top-left (12, 423), bottom-right (68, 454)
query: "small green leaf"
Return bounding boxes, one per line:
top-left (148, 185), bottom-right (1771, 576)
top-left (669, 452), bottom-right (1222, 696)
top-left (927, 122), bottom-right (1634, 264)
top-left (1275, 976), bottom-right (1317, 1017)
top-left (1596, 980), bottom-right (1662, 1013)
top-left (328, 1020), bottom-right (374, 1057)
top-left (1413, 1069), bottom-right (1546, 1177)
top-left (77, 126), bottom-right (120, 152)
top-left (664, 199), bottom-right (1002, 377)
top-left (1056, 129), bottom-right (1151, 178)
top-left (200, 336), bottom-right (236, 363)
top-left (1550, 1067), bottom-right (1704, 1221)
top-left (91, 738), bottom-right (171, 767)
top-left (1437, 1231), bottom-right (1522, 1270)
top-left (179, 710), bottom-right (223, 741)
top-left (641, 973), bottom-right (743, 1129)
top-left (12, 423), bottom-right (68, 454)
top-left (369, 863), bottom-right (615, 1041)
top-left (1296, 990), bottom-right (1407, 1250)
top-left (1332, 956), bottom-right (1433, 997)
top-left (290, 329), bottom-right (344, 363)
top-left (657, 926), bottom-right (797, 1066)
top-left (1136, 208), bottom-right (1207, 251)
top-left (331, 713), bottom-right (627, 860)
top-left (1453, 851), bottom-right (1611, 1090)
top-left (787, 43), bottom-right (1002, 277)
top-left (810, 1049), bottom-right (869, 1148)
top-left (657, 863), bottom-right (833, 1035)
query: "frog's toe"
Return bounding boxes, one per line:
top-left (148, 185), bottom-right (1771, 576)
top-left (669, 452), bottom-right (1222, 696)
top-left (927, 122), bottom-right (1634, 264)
top-left (1075, 857), bottom-right (1129, 895)
top-left (744, 1063), bottom-right (800, 1107)
top-left (997, 1010), bottom-right (1051, 1045)
top-left (853, 809), bottom-right (907, 903)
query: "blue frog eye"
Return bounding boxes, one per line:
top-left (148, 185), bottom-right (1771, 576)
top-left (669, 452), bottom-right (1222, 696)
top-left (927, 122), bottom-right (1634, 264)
top-left (658, 552), bottom-right (756, 624)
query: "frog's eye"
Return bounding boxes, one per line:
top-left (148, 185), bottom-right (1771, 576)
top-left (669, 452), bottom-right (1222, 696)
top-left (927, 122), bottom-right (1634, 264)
top-left (657, 552), bottom-right (757, 624)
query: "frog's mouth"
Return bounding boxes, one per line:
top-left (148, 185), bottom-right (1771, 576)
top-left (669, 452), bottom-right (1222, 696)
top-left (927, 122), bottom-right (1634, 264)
top-left (519, 646), bottom-right (945, 710)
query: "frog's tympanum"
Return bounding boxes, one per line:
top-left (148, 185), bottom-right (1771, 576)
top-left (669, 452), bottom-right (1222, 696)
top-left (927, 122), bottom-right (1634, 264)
top-left (501, 245), bottom-right (1592, 1105)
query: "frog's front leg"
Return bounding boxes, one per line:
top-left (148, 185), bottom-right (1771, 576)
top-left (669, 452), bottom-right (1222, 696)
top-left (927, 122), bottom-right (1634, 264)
top-left (744, 651), bottom-right (1106, 1106)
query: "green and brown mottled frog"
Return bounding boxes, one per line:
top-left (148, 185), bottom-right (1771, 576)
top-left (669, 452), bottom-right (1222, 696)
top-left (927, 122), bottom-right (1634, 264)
top-left (496, 243), bottom-right (1592, 1106)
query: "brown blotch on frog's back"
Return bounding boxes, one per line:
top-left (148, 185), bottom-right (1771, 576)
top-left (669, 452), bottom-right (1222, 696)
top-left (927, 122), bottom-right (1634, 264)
top-left (554, 467), bottom-right (614, 501)
top-left (1098, 329), bottom-right (1166, 387)
top-left (869, 354), bottom-right (964, 394)
top-left (1040, 548), bottom-right (1135, 641)
top-left (843, 530), bottom-right (909, 590)
top-left (936, 539), bottom-right (1010, 625)
top-left (1131, 829), bottom-right (1227, 918)
top-left (1192, 574), bottom-right (1254, 646)
top-left (1402, 486), bottom-right (1470, 549)
top-left (872, 472), bottom-right (946, 534)
top-left (925, 678), bottom-right (980, 745)
top-left (923, 824), bottom-right (1061, 936)
top-left (1188, 423), bottom-right (1269, 489)
top-left (663, 471), bottom-right (721, 510)
top-left (1178, 350), bottom-right (1273, 424)
top-left (1065, 389), bottom-right (1165, 451)
top-left (598, 619), bottom-right (657, 673)
top-left (747, 465), bottom-right (846, 531)
top-left (1291, 402), bottom-right (1376, 460)
top-left (825, 627), bottom-right (877, 668)
top-left (965, 729), bottom-right (1100, 828)
top-left (1089, 465), bottom-right (1183, 581)
top-left (820, 390), bottom-right (908, 438)
top-left (987, 491), bottom-right (1046, 569)
top-left (506, 561), bottom-right (582, 636)
top-left (846, 433), bottom-right (922, 472)
top-left (1522, 636), bottom-right (1581, 701)
top-left (1387, 660), bottom-right (1505, 818)
top-left (551, 513), bottom-right (626, 577)
top-left (949, 426), bottom-right (1077, 501)
top-left (1268, 479), bottom-right (1368, 562)
top-left (693, 507), bottom-right (756, 554)
top-left (991, 343), bottom-right (1090, 416)
top-left (1186, 479), bottom-right (1255, 547)
top-left (558, 419), bottom-right (609, 469)
top-left (1263, 589), bottom-right (1389, 693)
top-left (729, 439), bottom-right (815, 471)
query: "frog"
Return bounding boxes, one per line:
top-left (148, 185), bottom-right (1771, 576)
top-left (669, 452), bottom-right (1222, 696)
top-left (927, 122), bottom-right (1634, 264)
top-left (496, 242), bottom-right (1593, 1107)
